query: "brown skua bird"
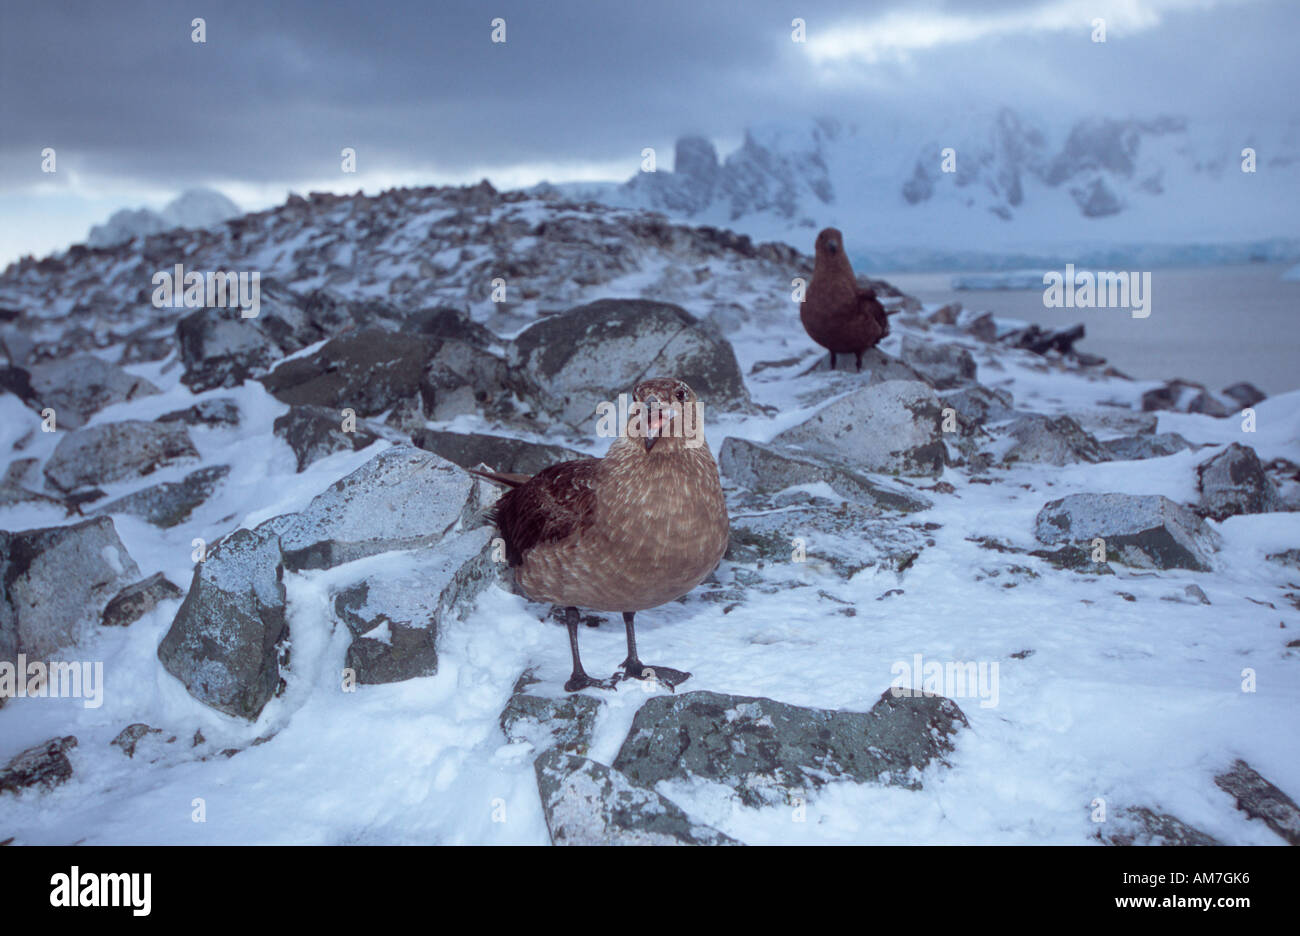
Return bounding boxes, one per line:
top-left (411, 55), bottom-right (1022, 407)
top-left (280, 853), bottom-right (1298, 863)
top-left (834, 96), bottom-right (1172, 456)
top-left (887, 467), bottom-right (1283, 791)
top-left (475, 378), bottom-right (729, 692)
top-left (801, 226), bottom-right (891, 371)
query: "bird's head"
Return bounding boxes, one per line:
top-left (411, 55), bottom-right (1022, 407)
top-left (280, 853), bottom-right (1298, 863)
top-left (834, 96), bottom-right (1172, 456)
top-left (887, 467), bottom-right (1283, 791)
top-left (815, 227), bottom-right (844, 258)
top-left (626, 378), bottom-right (704, 454)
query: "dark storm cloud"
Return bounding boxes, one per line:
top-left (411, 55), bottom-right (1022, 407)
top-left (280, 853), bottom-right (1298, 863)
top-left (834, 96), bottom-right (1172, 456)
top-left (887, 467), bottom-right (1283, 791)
top-left (1, 0), bottom-right (1297, 193)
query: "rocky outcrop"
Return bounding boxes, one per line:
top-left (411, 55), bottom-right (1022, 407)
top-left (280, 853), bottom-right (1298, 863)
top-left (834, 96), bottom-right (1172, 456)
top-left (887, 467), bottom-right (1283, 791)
top-left (500, 670), bottom-right (602, 755)
top-left (1102, 432), bottom-right (1191, 461)
top-left (612, 689), bottom-right (969, 808)
top-left (1034, 493), bottom-right (1220, 571)
top-left (1100, 806), bottom-right (1221, 846)
top-left (899, 336), bottom-right (977, 390)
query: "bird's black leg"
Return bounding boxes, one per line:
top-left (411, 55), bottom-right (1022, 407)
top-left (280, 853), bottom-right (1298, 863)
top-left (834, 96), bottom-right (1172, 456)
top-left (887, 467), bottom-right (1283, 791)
top-left (854, 351), bottom-right (863, 372)
top-left (828, 352), bottom-right (837, 371)
top-left (563, 606), bottom-right (614, 692)
top-left (616, 611), bottom-right (691, 690)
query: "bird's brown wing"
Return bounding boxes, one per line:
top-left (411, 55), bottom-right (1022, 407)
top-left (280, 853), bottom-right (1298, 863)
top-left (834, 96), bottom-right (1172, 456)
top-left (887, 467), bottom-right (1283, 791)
top-left (858, 288), bottom-right (890, 340)
top-left (488, 458), bottom-right (599, 567)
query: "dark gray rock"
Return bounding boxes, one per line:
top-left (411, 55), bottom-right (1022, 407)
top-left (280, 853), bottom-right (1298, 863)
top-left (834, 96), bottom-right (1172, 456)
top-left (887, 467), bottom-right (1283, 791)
top-left (718, 437), bottom-right (931, 513)
top-left (273, 446), bottom-right (480, 571)
top-left (1034, 493), bottom-right (1221, 572)
top-left (1195, 443), bottom-right (1284, 521)
top-left (176, 307), bottom-right (283, 392)
top-left (332, 527), bottom-right (495, 684)
top-left (43, 419), bottom-right (198, 492)
top-left (120, 327), bottom-right (174, 364)
top-left (726, 503), bottom-right (929, 579)
top-left (940, 384), bottom-right (1017, 429)
top-left (93, 465), bottom-right (231, 528)
top-left (418, 334), bottom-right (535, 424)
top-left (0, 517), bottom-right (140, 659)
top-left (796, 347), bottom-right (924, 382)
top-left (156, 525), bottom-right (288, 721)
top-left (158, 398), bottom-right (241, 428)
top-left (1067, 408), bottom-right (1158, 437)
top-left (259, 328), bottom-right (433, 418)
top-left (1102, 432), bottom-right (1192, 461)
top-left (772, 379), bottom-right (947, 477)
top-left (273, 405), bottom-right (381, 472)
top-left (1002, 414), bottom-right (1108, 466)
top-left (110, 724), bottom-right (163, 758)
top-left (534, 750), bottom-right (740, 846)
top-left (612, 689), bottom-right (968, 808)
top-left (1141, 379), bottom-right (1232, 417)
top-left (500, 670), bottom-right (602, 755)
top-left (1100, 806), bottom-right (1221, 846)
top-left (509, 298), bottom-right (752, 429)
top-left (1222, 382), bottom-right (1267, 408)
top-left (0, 737), bottom-right (77, 795)
top-left (899, 336), bottom-right (977, 390)
top-left (101, 572), bottom-right (184, 628)
top-left (411, 429), bottom-right (582, 476)
top-left (1214, 759), bottom-right (1300, 845)
top-left (13, 356), bottom-right (159, 429)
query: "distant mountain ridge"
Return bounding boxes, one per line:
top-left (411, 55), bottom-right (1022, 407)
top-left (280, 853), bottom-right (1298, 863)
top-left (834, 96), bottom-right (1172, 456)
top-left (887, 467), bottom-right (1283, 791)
top-left (87, 188), bottom-right (242, 248)
top-left (545, 109), bottom-right (1300, 270)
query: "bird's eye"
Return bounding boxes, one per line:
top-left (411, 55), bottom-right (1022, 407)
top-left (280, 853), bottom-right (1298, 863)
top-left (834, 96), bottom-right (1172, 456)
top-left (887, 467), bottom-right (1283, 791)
top-left (674, 387), bottom-right (687, 402)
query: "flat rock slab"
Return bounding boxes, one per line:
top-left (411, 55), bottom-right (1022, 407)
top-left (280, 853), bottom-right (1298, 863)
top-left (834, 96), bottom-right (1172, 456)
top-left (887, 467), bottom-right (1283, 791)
top-left (612, 689), bottom-right (969, 808)
top-left (411, 428), bottom-right (583, 477)
top-left (1214, 759), bottom-right (1300, 845)
top-left (899, 336), bottom-right (977, 390)
top-left (719, 437), bottom-right (932, 514)
top-left (20, 356), bottom-right (159, 429)
top-left (92, 464), bottom-right (230, 528)
top-left (773, 379), bottom-right (947, 478)
top-left (273, 445), bottom-right (480, 571)
top-left (0, 736), bottom-right (77, 795)
top-left (726, 503), bottom-right (930, 579)
top-left (1, 516), bottom-right (140, 660)
top-left (1102, 432), bottom-right (1191, 461)
top-left (1034, 493), bottom-right (1220, 572)
top-left (534, 750), bottom-right (740, 845)
top-left (43, 419), bottom-right (198, 492)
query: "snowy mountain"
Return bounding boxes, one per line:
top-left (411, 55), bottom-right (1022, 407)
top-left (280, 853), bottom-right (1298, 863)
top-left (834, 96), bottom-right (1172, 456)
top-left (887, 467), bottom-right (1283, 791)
top-left (551, 110), bottom-right (1300, 270)
top-left (87, 188), bottom-right (242, 249)
top-left (1, 183), bottom-right (1297, 845)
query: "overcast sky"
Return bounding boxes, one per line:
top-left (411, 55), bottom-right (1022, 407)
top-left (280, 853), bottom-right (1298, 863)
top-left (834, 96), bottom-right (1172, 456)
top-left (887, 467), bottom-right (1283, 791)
top-left (2, 0), bottom-right (1297, 265)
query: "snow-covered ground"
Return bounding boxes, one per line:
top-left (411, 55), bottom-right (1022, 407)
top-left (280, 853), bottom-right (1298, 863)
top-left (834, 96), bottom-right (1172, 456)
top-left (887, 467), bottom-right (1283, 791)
top-left (2, 287), bottom-right (1297, 844)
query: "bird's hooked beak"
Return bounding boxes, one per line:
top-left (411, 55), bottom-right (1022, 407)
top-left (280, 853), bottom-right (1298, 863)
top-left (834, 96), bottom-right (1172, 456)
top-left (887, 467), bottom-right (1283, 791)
top-left (643, 403), bottom-right (676, 453)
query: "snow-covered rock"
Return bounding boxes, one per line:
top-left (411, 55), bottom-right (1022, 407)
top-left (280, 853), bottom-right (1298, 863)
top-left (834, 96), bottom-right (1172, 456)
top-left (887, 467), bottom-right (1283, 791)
top-left (772, 379), bottom-right (947, 477)
top-left (1195, 443), bottom-right (1285, 520)
top-left (1034, 493), bottom-right (1220, 572)
top-left (43, 419), bottom-right (198, 492)
top-left (9, 356), bottom-right (159, 429)
top-left (1001, 414), bottom-right (1109, 466)
top-left (612, 690), bottom-right (969, 808)
top-left (0, 516), bottom-right (140, 659)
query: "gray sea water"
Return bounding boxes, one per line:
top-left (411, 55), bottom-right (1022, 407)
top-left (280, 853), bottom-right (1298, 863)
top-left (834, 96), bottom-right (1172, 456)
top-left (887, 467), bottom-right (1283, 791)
top-left (881, 263), bottom-right (1300, 396)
